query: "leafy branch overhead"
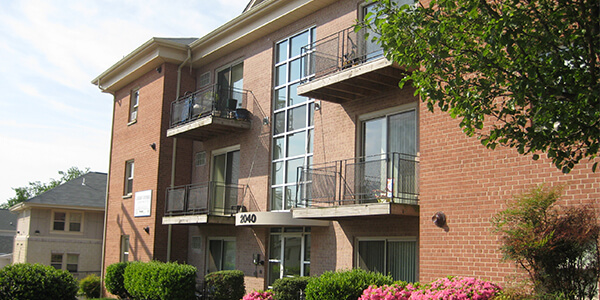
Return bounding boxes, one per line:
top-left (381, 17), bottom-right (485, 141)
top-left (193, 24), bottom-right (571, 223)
top-left (364, 0), bottom-right (600, 172)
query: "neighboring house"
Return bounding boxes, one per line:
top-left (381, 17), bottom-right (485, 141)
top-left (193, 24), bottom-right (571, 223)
top-left (92, 0), bottom-right (600, 294)
top-left (0, 209), bottom-right (17, 268)
top-left (11, 172), bottom-right (107, 279)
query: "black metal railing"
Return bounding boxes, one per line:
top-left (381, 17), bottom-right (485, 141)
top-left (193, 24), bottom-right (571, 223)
top-left (165, 181), bottom-right (246, 216)
top-left (169, 84), bottom-right (250, 128)
top-left (297, 152), bottom-right (419, 208)
top-left (300, 25), bottom-right (384, 82)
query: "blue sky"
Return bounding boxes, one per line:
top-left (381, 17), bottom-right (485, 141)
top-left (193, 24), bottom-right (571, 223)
top-left (0, 0), bottom-right (249, 204)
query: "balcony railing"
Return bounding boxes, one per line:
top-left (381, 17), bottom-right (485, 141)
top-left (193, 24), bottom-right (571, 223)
top-left (301, 25), bottom-right (384, 83)
top-left (297, 152), bottom-right (419, 208)
top-left (165, 181), bottom-right (246, 217)
top-left (169, 84), bottom-right (250, 129)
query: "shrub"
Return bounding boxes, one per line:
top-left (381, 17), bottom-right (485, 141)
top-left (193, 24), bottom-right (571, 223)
top-left (80, 274), bottom-right (101, 298)
top-left (492, 185), bottom-right (600, 299)
top-left (242, 290), bottom-right (274, 300)
top-left (304, 269), bottom-right (394, 300)
top-left (123, 261), bottom-right (197, 300)
top-left (359, 282), bottom-right (416, 300)
top-left (0, 263), bottom-right (78, 300)
top-left (204, 270), bottom-right (246, 300)
top-left (104, 262), bottom-right (130, 299)
top-left (409, 276), bottom-right (501, 299)
top-left (272, 276), bottom-right (311, 300)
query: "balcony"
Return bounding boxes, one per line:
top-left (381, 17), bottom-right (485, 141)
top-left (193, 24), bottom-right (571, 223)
top-left (162, 181), bottom-right (246, 225)
top-left (293, 152), bottom-right (419, 219)
top-left (297, 26), bottom-right (406, 103)
top-left (166, 84), bottom-right (252, 141)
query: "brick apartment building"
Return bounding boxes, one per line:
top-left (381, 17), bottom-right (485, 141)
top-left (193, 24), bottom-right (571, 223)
top-left (92, 0), bottom-right (600, 293)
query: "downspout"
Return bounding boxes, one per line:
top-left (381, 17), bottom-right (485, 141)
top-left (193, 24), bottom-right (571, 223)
top-left (167, 47), bottom-right (192, 261)
top-left (97, 78), bottom-right (115, 297)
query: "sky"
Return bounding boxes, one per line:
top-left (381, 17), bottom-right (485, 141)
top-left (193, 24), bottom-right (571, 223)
top-left (0, 0), bottom-right (250, 205)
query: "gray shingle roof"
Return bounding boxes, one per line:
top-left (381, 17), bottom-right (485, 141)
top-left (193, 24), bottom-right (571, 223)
top-left (24, 172), bottom-right (107, 208)
top-left (0, 210), bottom-right (17, 231)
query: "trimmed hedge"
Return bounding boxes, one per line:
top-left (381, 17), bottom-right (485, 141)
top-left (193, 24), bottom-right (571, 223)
top-left (304, 269), bottom-right (394, 300)
top-left (272, 276), bottom-right (311, 300)
top-left (0, 263), bottom-right (78, 300)
top-left (80, 274), bottom-right (101, 298)
top-left (123, 261), bottom-right (197, 300)
top-left (104, 262), bottom-right (130, 299)
top-left (204, 270), bottom-right (246, 300)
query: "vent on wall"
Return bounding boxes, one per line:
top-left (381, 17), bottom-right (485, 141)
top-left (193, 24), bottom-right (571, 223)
top-left (199, 72), bottom-right (210, 88)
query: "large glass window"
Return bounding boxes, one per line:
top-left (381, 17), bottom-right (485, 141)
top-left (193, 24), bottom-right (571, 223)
top-left (268, 227), bottom-right (311, 286)
top-left (357, 238), bottom-right (417, 282)
top-left (271, 28), bottom-right (316, 211)
top-left (208, 238), bottom-right (236, 273)
top-left (217, 62), bottom-right (244, 110)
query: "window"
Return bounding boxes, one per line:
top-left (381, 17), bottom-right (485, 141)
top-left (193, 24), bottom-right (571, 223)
top-left (51, 253), bottom-right (79, 273)
top-left (217, 62), bottom-right (244, 110)
top-left (191, 236), bottom-right (202, 250)
top-left (360, 107), bottom-right (418, 203)
top-left (211, 148), bottom-right (240, 215)
top-left (207, 238), bottom-right (236, 273)
top-left (357, 238), bottom-right (417, 282)
top-left (124, 160), bottom-right (134, 196)
top-left (51, 253), bottom-right (62, 270)
top-left (52, 211), bottom-right (83, 232)
top-left (199, 71), bottom-right (211, 87)
top-left (268, 227), bottom-right (311, 286)
top-left (121, 235), bottom-right (130, 262)
top-left (66, 254), bottom-right (79, 272)
top-left (129, 89), bottom-right (139, 123)
top-left (361, 0), bottom-right (414, 61)
top-left (196, 151), bottom-right (207, 167)
top-left (271, 28), bottom-right (316, 211)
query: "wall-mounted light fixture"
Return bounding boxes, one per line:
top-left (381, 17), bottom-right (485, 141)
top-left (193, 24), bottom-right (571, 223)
top-left (314, 100), bottom-right (321, 111)
top-left (150, 143), bottom-right (157, 150)
top-left (432, 211), bottom-right (449, 232)
top-left (143, 226), bottom-right (150, 234)
top-left (34, 230), bottom-right (40, 235)
top-left (253, 253), bottom-right (264, 265)
top-left (156, 67), bottom-right (162, 73)
top-left (262, 117), bottom-right (270, 125)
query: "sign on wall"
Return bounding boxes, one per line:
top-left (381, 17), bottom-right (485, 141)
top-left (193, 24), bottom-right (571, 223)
top-left (134, 190), bottom-right (152, 217)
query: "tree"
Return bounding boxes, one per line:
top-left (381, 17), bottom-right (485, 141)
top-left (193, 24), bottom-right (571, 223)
top-left (2, 167), bottom-right (90, 209)
top-left (492, 186), bottom-right (600, 299)
top-left (364, 0), bottom-right (600, 173)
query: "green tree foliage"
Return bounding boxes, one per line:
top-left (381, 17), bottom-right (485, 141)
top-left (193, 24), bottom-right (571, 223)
top-left (492, 186), bottom-right (600, 299)
top-left (2, 166), bottom-right (89, 209)
top-left (364, 0), bottom-right (600, 173)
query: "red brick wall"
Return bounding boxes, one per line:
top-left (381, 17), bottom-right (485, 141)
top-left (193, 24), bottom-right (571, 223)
top-left (418, 101), bottom-right (600, 284)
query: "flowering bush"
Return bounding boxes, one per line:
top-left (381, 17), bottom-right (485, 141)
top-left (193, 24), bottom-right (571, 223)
top-left (360, 277), bottom-right (501, 300)
top-left (242, 290), bottom-right (274, 300)
top-left (359, 283), bottom-right (417, 300)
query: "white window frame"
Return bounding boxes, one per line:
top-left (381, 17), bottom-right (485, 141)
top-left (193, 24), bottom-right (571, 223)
top-left (268, 227), bottom-right (311, 287)
top-left (129, 89), bottom-right (139, 124)
top-left (124, 160), bottom-right (134, 197)
top-left (355, 236), bottom-right (418, 282)
top-left (271, 27), bottom-right (316, 212)
top-left (50, 210), bottom-right (84, 233)
top-left (121, 235), bottom-right (130, 262)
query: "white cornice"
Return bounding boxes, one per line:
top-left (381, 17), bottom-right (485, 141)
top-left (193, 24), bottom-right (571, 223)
top-left (10, 202), bottom-right (105, 213)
